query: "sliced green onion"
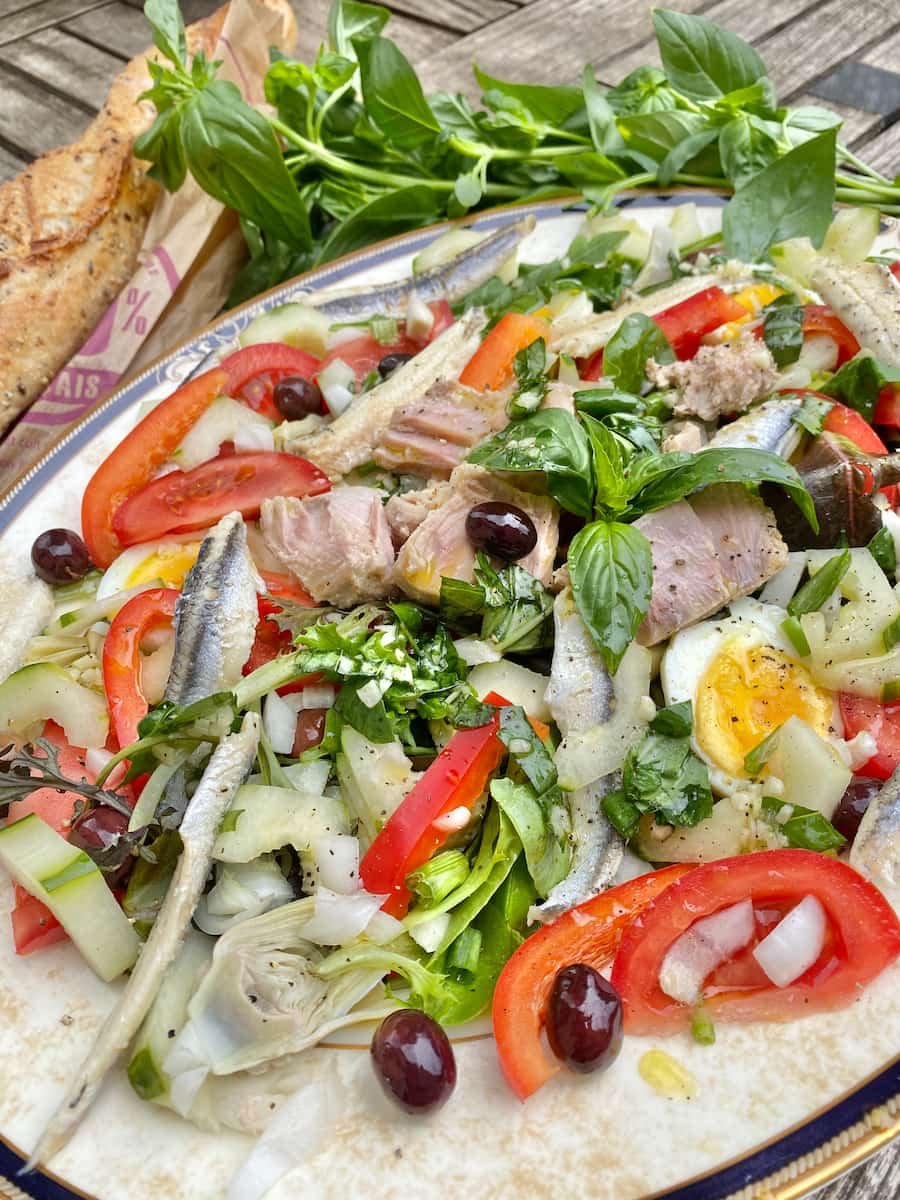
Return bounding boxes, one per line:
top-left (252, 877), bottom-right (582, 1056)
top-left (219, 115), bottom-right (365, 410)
top-left (869, 525), bottom-right (897, 576)
top-left (781, 615), bottom-right (811, 657)
top-left (446, 926), bottom-right (483, 979)
top-left (370, 315), bottom-right (399, 345)
top-left (127, 756), bottom-right (186, 831)
top-left (882, 680), bottom-right (900, 703)
top-left (690, 1008), bottom-right (716, 1046)
top-left (601, 790), bottom-right (641, 839)
top-left (743, 726), bottom-right (782, 777)
top-left (407, 849), bottom-right (470, 907)
top-left (787, 548), bottom-right (851, 616)
top-left (884, 614), bottom-right (900, 652)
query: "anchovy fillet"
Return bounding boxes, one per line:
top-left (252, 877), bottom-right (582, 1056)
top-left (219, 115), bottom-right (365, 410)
top-left (708, 396), bottom-right (803, 457)
top-left (810, 258), bottom-right (900, 369)
top-left (27, 713), bottom-right (261, 1169)
top-left (300, 217), bottom-right (535, 322)
top-left (165, 511), bottom-right (261, 706)
top-left (851, 763), bottom-right (900, 895)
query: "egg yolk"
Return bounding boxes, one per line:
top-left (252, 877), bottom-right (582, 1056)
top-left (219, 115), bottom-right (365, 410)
top-left (126, 544), bottom-right (200, 590)
top-left (694, 636), bottom-right (834, 778)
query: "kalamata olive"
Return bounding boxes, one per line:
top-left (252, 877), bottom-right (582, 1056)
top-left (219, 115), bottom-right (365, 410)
top-left (547, 963), bottom-right (623, 1074)
top-left (465, 501), bottom-right (538, 561)
top-left (833, 777), bottom-right (882, 843)
top-left (377, 352), bottom-right (414, 378)
top-left (272, 375), bottom-right (323, 420)
top-left (370, 1009), bottom-right (456, 1113)
top-left (69, 806), bottom-right (133, 887)
top-left (31, 529), bottom-right (92, 585)
top-left (292, 708), bottom-right (327, 756)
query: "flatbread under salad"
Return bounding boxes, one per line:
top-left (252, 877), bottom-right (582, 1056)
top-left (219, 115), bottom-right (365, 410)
top-left (2, 202), bottom-right (900, 1200)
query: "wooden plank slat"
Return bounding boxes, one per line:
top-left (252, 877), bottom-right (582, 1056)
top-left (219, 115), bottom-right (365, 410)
top-left (295, 0), bottom-right (455, 65)
top-left (0, 59), bottom-right (91, 158)
top-left (0, 0), bottom-right (110, 45)
top-left (62, 0), bottom-right (155, 58)
top-left (0, 140), bottom-right (29, 184)
top-left (0, 26), bottom-right (125, 108)
top-left (852, 117), bottom-right (900, 175)
top-left (382, 0), bottom-right (518, 34)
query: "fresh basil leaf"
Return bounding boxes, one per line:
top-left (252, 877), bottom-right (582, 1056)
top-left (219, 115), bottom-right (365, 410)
top-left (429, 90), bottom-right (482, 138)
top-left (624, 446), bottom-right (818, 532)
top-left (792, 393), bottom-right (833, 435)
top-left (445, 689), bottom-right (496, 729)
top-left (573, 387), bottom-right (645, 417)
top-left (328, 0), bottom-right (389, 57)
top-left (719, 114), bottom-right (780, 190)
top-left (788, 548), bottom-right (851, 616)
top-left (601, 789), bottom-right (642, 839)
top-left (652, 10), bottom-right (767, 101)
top-left (315, 48), bottom-right (357, 91)
top-left (439, 576), bottom-right (485, 626)
top-left (650, 700), bottom-right (693, 738)
top-left (761, 796), bottom-right (845, 852)
top-left (468, 408), bottom-right (594, 518)
top-left (317, 184), bottom-right (441, 262)
top-left (556, 152), bottom-right (628, 189)
top-left (144, 0), bottom-right (187, 67)
top-left (180, 81), bottom-right (311, 251)
top-left (134, 105), bottom-right (188, 190)
top-left (355, 36), bottom-right (439, 148)
top-left (476, 556), bottom-right (554, 654)
top-left (333, 681), bottom-right (394, 742)
top-left (473, 65), bottom-right (584, 126)
top-left (568, 520), bottom-right (653, 673)
top-left (657, 127), bottom-right (720, 187)
top-left (783, 105), bottom-right (844, 141)
top-left (762, 298), bottom-right (804, 367)
top-left (453, 168), bottom-right (483, 209)
top-left (722, 130), bottom-right (837, 262)
top-left (508, 337), bottom-right (548, 418)
top-left (603, 312), bottom-right (675, 394)
top-left (581, 413), bottom-right (630, 515)
top-left (869, 524), bottom-right (897, 576)
top-left (621, 728), bottom-right (713, 827)
top-left (821, 351), bottom-right (900, 424)
top-left (606, 66), bottom-right (677, 115)
top-left (498, 706), bottom-right (557, 795)
top-left (582, 65), bottom-right (624, 155)
top-left (490, 778), bottom-right (571, 898)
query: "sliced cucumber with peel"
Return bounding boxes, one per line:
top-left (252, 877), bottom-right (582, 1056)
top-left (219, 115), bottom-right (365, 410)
top-left (0, 661), bottom-right (108, 748)
top-left (0, 813), bottom-right (139, 980)
top-left (238, 302), bottom-right (331, 357)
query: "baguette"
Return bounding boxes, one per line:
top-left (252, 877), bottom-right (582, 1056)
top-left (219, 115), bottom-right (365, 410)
top-left (0, 0), bottom-right (297, 435)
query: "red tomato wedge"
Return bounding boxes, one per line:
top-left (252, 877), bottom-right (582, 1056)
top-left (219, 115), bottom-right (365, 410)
top-left (822, 399), bottom-right (898, 506)
top-left (259, 569), bottom-right (316, 607)
top-left (610, 850), bottom-right (900, 1035)
top-left (839, 693), bottom-right (900, 780)
top-left (82, 368), bottom-right (228, 568)
top-left (11, 890), bottom-right (66, 955)
top-left (874, 384), bottom-right (900, 428)
top-left (360, 692), bottom-right (510, 917)
top-left (492, 865), bottom-right (694, 1100)
top-left (890, 262), bottom-right (900, 283)
top-left (244, 593), bottom-right (323, 696)
top-left (102, 588), bottom-right (179, 750)
top-left (652, 286), bottom-right (746, 360)
top-left (221, 343), bottom-right (323, 420)
top-left (459, 313), bottom-right (549, 392)
top-left (581, 347), bottom-right (604, 381)
top-left (317, 302), bottom-right (454, 385)
top-left (112, 451), bottom-right (331, 546)
top-left (801, 306), bottom-right (860, 365)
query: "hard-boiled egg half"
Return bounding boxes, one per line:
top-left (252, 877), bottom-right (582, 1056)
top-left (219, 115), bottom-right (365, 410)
top-left (97, 537), bottom-right (203, 600)
top-left (661, 598), bottom-right (841, 795)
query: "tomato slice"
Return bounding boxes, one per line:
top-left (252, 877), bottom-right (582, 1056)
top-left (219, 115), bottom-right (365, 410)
top-left (317, 303), bottom-right (453, 385)
top-left (801, 306), bottom-right (860, 366)
top-left (459, 313), bottom-right (549, 392)
top-left (359, 693), bottom-right (510, 917)
top-left (610, 850), bottom-right (900, 1035)
top-left (653, 286), bottom-right (746, 360)
top-left (11, 890), bottom-right (66, 956)
top-left (221, 343), bottom-right (322, 420)
top-left (822, 399), bottom-right (898, 507)
top-left (874, 384), bottom-right (900, 429)
top-left (581, 347), bottom-right (605, 382)
top-left (244, 592), bottom-right (323, 696)
top-left (102, 588), bottom-right (179, 750)
top-left (112, 451), bottom-right (331, 546)
top-left (492, 865), bottom-right (694, 1100)
top-left (82, 368), bottom-right (228, 568)
top-left (259, 569), bottom-right (316, 607)
top-left (839, 692), bottom-right (900, 780)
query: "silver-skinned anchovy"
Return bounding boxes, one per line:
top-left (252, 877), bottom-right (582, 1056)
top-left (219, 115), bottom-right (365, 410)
top-left (809, 258), bottom-right (900, 369)
top-left (299, 217), bottom-right (535, 321)
top-left (708, 396), bottom-right (804, 458)
top-left (851, 763), bottom-right (900, 896)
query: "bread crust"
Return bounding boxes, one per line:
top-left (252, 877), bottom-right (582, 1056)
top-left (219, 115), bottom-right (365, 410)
top-left (0, 1), bottom-right (294, 433)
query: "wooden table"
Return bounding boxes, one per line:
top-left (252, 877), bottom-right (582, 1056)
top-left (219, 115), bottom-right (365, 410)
top-left (0, 0), bottom-right (898, 1196)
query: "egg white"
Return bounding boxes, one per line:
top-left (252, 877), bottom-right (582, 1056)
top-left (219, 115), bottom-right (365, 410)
top-left (97, 536), bottom-right (203, 600)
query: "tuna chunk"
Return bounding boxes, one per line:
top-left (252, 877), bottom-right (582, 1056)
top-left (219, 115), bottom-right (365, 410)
top-left (636, 485), bottom-right (786, 644)
top-left (383, 480), bottom-right (450, 548)
top-left (373, 381), bottom-right (507, 477)
top-left (394, 464), bottom-right (559, 604)
top-left (261, 488), bottom-right (396, 608)
top-left (647, 336), bottom-right (779, 422)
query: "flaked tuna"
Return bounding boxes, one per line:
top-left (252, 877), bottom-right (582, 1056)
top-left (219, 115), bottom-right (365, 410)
top-left (383, 480), bottom-right (450, 547)
top-left (647, 336), bottom-right (779, 422)
top-left (373, 381), bottom-right (507, 477)
top-left (261, 488), bottom-right (396, 607)
top-left (636, 484), bottom-right (786, 645)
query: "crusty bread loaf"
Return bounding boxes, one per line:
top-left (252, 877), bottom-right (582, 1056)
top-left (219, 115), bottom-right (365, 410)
top-left (0, 0), bottom-right (296, 435)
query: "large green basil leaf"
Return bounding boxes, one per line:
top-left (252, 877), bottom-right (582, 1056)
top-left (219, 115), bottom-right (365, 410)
top-left (328, 0), bottom-right (389, 57)
top-left (144, 0), bottom-right (187, 67)
top-left (568, 520), bottom-right (654, 673)
top-left (473, 65), bottom-right (585, 126)
top-left (603, 312), bottom-right (675, 394)
top-left (355, 35), bottom-right (440, 148)
top-left (652, 10), bottom-right (768, 101)
top-left (316, 184), bottom-right (441, 262)
top-left (719, 114), bottom-right (780, 189)
top-left (821, 351), bottom-right (900, 423)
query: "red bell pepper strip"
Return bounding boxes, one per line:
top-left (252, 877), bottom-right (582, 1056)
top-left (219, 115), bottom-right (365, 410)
top-left (822, 399), bottom-right (898, 506)
top-left (874, 384), bottom-right (900, 428)
top-left (360, 692), bottom-right (511, 917)
top-left (82, 367), bottom-right (228, 568)
top-left (492, 864), bottom-right (694, 1100)
top-left (102, 588), bottom-right (179, 750)
top-left (801, 306), bottom-right (860, 365)
top-left (459, 313), bottom-right (549, 392)
top-left (220, 343), bottom-right (323, 420)
top-left (610, 850), bottom-right (900, 1035)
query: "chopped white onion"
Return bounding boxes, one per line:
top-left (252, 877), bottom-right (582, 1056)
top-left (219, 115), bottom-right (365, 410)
top-left (300, 886), bottom-right (388, 945)
top-left (366, 910), bottom-right (405, 945)
top-left (323, 383), bottom-right (353, 417)
top-left (453, 636), bottom-right (502, 666)
top-left (357, 678), bottom-right (388, 708)
top-left (299, 685), bottom-right (337, 710)
top-left (841, 730), bottom-right (878, 771)
top-left (752, 894), bottom-right (826, 988)
top-left (884, 510), bottom-right (900, 576)
top-left (758, 553), bottom-right (807, 609)
top-left (317, 358), bottom-right (356, 416)
top-left (405, 291), bottom-right (434, 341)
top-left (659, 899), bottom-right (755, 1005)
top-left (326, 324), bottom-right (366, 349)
top-left (311, 835), bottom-right (360, 894)
top-left (281, 759), bottom-right (331, 793)
top-left (408, 910), bottom-right (450, 954)
top-left (263, 690), bottom-right (297, 755)
top-left (233, 422), bottom-right (275, 454)
top-left (432, 805), bottom-right (471, 834)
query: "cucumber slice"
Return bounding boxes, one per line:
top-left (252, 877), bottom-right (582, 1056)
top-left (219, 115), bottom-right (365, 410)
top-left (128, 930), bottom-right (213, 1101)
top-left (0, 813), bottom-right (139, 980)
top-left (0, 662), bottom-right (108, 749)
top-left (212, 784), bottom-right (349, 862)
top-left (823, 207), bottom-right (880, 265)
top-left (238, 303), bottom-right (331, 357)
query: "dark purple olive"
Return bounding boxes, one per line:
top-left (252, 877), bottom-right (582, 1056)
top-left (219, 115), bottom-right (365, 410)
top-left (547, 964), bottom-right (623, 1074)
top-left (377, 352), bottom-right (414, 379)
top-left (833, 777), bottom-right (882, 843)
top-left (465, 501), bottom-right (538, 561)
top-left (69, 806), bottom-right (133, 887)
top-left (292, 708), bottom-right (327, 756)
top-left (371, 1009), bottom-right (456, 1113)
top-left (31, 529), bottom-right (92, 585)
top-left (272, 375), bottom-right (323, 420)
